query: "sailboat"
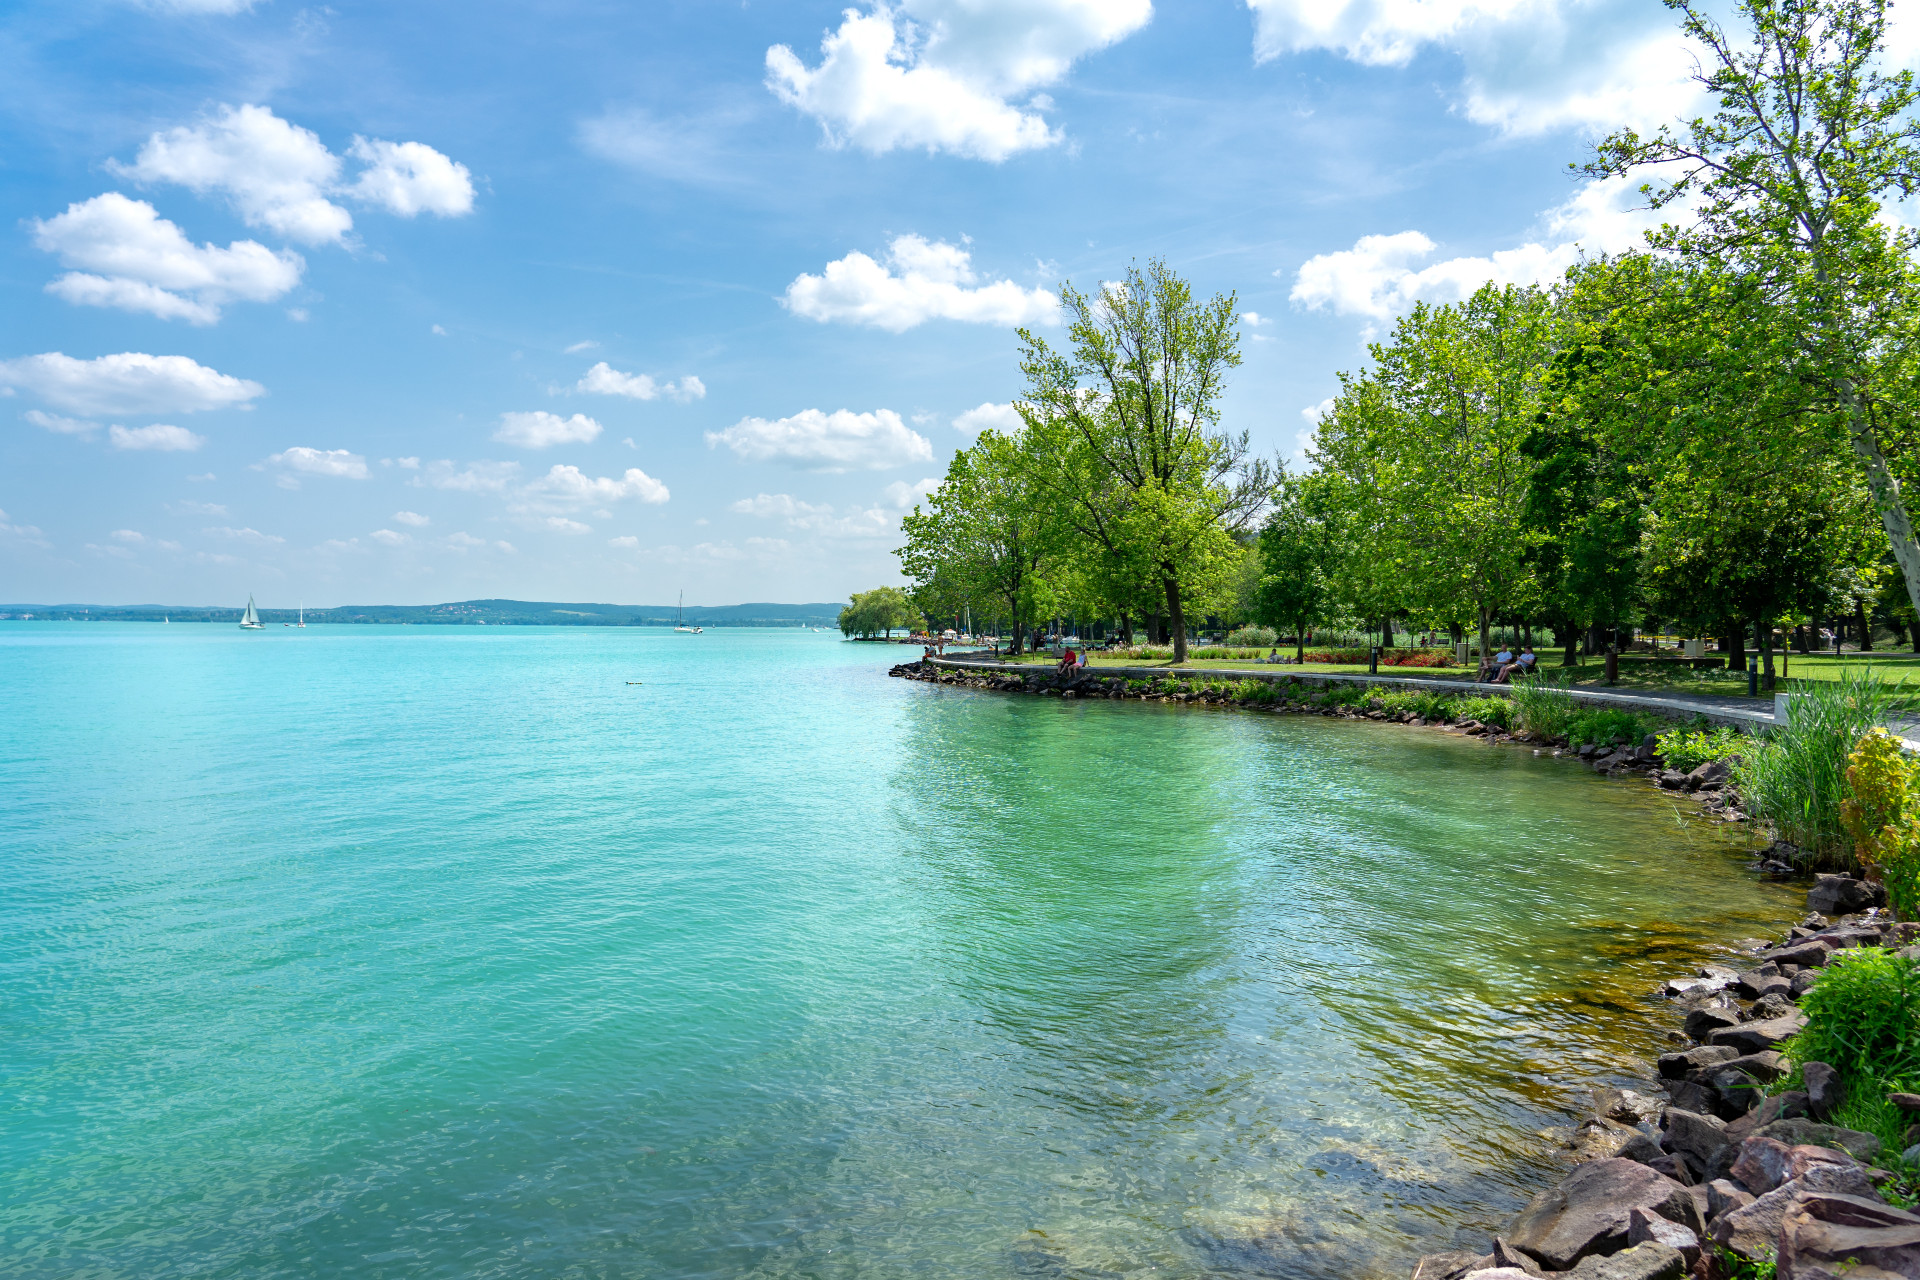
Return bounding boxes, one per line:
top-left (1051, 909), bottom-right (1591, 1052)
top-left (674, 591), bottom-right (702, 634)
top-left (239, 594), bottom-right (265, 630)
top-left (297, 602), bottom-right (305, 629)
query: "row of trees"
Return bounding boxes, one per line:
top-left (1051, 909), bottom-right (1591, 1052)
top-left (838, 586), bottom-right (919, 639)
top-left (896, 0), bottom-right (1920, 678)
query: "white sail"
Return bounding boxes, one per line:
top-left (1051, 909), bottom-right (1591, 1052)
top-left (240, 594), bottom-right (263, 628)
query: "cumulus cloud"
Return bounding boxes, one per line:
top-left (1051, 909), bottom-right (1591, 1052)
top-left (766, 1), bottom-right (1151, 160)
top-left (205, 525), bottom-right (284, 546)
top-left (707, 408), bottom-right (933, 472)
top-left (111, 423), bottom-right (206, 451)
top-left (1289, 175), bottom-right (1667, 326)
top-left (264, 446), bottom-right (369, 482)
top-left (730, 491), bottom-right (895, 538)
top-left (167, 500), bottom-right (227, 515)
top-left (608, 535), bottom-right (641, 548)
top-left (545, 516), bottom-right (592, 534)
top-left (1246, 0), bottom-right (1704, 137)
top-left (416, 459), bottom-right (522, 492)
top-left (494, 410), bottom-right (604, 448)
top-left (342, 138), bottom-right (476, 217)
top-left (32, 193), bottom-right (303, 324)
top-left (25, 409), bottom-right (98, 437)
top-left (784, 235), bottom-right (1057, 331)
top-left (520, 464), bottom-right (670, 510)
top-left (0, 508), bottom-right (50, 546)
top-left (575, 362), bottom-right (706, 402)
top-left (883, 476), bottom-right (941, 508)
top-left (370, 528), bottom-right (408, 546)
top-left (392, 510), bottom-right (430, 526)
top-left (111, 103), bottom-right (474, 246)
top-left (444, 531), bottom-right (486, 550)
top-left (952, 400), bottom-right (1023, 435)
top-left (0, 351), bottom-right (264, 416)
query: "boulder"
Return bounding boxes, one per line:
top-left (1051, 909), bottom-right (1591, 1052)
top-left (1733, 962), bottom-right (1782, 995)
top-left (1488, 1238), bottom-right (1545, 1275)
top-left (1790, 970), bottom-right (1822, 999)
top-left (1802, 1062), bottom-right (1844, 1123)
top-left (1459, 1270), bottom-right (1534, 1279)
top-left (1730, 1137), bottom-right (1863, 1195)
top-left (1744, 992), bottom-right (1798, 1023)
top-left (1763, 939), bottom-right (1834, 968)
top-left (1560, 1242), bottom-right (1688, 1280)
top-left (1645, 1155), bottom-right (1693, 1185)
top-left (1659, 1045), bottom-right (1738, 1079)
top-left (1663, 1080), bottom-right (1716, 1117)
top-left (1619, 1132), bottom-right (1665, 1166)
top-left (1758, 1119), bottom-right (1884, 1163)
top-left (1412, 1251), bottom-right (1491, 1280)
top-left (1709, 1011), bottom-right (1808, 1054)
top-left (1504, 1159), bottom-right (1701, 1271)
top-left (1705, 1178), bottom-right (1755, 1222)
top-left (1596, 1089), bottom-right (1664, 1127)
top-left (1662, 1109), bottom-right (1731, 1180)
top-left (1807, 874), bottom-right (1886, 915)
top-left (1746, 1091), bottom-right (1812, 1131)
top-left (1690, 759), bottom-right (1733, 787)
top-left (1684, 1007), bottom-right (1742, 1041)
top-left (1888, 1091), bottom-right (1920, 1114)
top-left (1777, 1191), bottom-right (1920, 1280)
top-left (1627, 1208), bottom-right (1701, 1268)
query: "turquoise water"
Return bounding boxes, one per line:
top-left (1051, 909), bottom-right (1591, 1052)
top-left (0, 624), bottom-right (1799, 1279)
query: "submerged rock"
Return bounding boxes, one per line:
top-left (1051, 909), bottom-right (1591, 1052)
top-left (1807, 874), bottom-right (1886, 915)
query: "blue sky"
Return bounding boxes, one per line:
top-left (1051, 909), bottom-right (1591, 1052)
top-left (0, 0), bottom-right (1737, 606)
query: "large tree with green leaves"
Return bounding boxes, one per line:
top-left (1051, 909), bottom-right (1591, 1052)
top-left (838, 586), bottom-right (921, 639)
top-left (1311, 282), bottom-right (1556, 659)
top-left (1251, 469), bottom-right (1345, 661)
top-left (1589, 0), bottom-right (1920, 619)
top-left (1015, 259), bottom-right (1272, 663)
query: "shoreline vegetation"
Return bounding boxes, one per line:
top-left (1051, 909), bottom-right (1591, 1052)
top-left (894, 656), bottom-right (1920, 1277)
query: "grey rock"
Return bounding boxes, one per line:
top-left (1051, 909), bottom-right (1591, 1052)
top-left (1733, 962), bottom-right (1781, 994)
top-left (1663, 1080), bottom-right (1716, 1117)
top-left (1748, 1092), bottom-right (1812, 1131)
top-left (1777, 1191), bottom-right (1920, 1280)
top-left (1802, 1062), bottom-right (1844, 1123)
top-left (1596, 1088), bottom-right (1664, 1127)
top-left (1758, 1119), bottom-right (1884, 1163)
top-left (1683, 1007), bottom-right (1742, 1041)
top-left (1888, 1091), bottom-right (1920, 1114)
top-left (1807, 874), bottom-right (1886, 915)
top-left (1561, 1241), bottom-right (1687, 1280)
top-left (1503, 1158), bottom-right (1701, 1271)
top-left (1762, 938), bottom-right (1834, 968)
top-left (1411, 1251), bottom-right (1490, 1280)
top-left (1619, 1132), bottom-right (1665, 1165)
top-left (1744, 992), bottom-right (1798, 1023)
top-left (1645, 1155), bottom-right (1692, 1185)
top-left (1706, 1178), bottom-right (1755, 1222)
top-left (1790, 969), bottom-right (1822, 998)
top-left (1488, 1238), bottom-right (1545, 1275)
top-left (1627, 1208), bottom-right (1701, 1268)
top-left (1659, 1045), bottom-right (1738, 1079)
top-left (1459, 1269), bottom-right (1534, 1279)
top-left (1662, 1109), bottom-right (1730, 1180)
top-left (1708, 1011), bottom-right (1808, 1054)
top-left (1713, 1179), bottom-right (1807, 1259)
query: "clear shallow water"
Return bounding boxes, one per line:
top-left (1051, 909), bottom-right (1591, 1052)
top-left (0, 624), bottom-right (1799, 1279)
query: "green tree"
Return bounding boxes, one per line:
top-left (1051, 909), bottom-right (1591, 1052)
top-left (1589, 0), bottom-right (1920, 620)
top-left (1251, 469), bottom-right (1344, 661)
top-left (1016, 259), bottom-right (1271, 664)
top-left (838, 586), bottom-right (920, 639)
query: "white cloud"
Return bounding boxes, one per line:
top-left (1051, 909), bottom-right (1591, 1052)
top-left (417, 459), bottom-right (521, 492)
top-left (1241, 311), bottom-right (1269, 326)
top-left (952, 400), bottom-right (1023, 435)
top-left (730, 491), bottom-right (896, 539)
top-left (0, 508), bottom-right (50, 547)
top-left (883, 476), bottom-right (941, 508)
top-left (32, 193), bottom-right (303, 324)
top-left (608, 535), bottom-right (640, 548)
top-left (784, 235), bottom-right (1057, 331)
top-left (1302, 396), bottom-right (1334, 424)
top-left (766, 1), bottom-right (1152, 160)
top-left (707, 407), bottom-right (933, 472)
top-left (564, 340), bottom-right (600, 354)
top-left (370, 528), bottom-right (408, 546)
top-left (432, 324), bottom-right (447, 336)
top-left (265, 446), bottom-right (369, 479)
top-left (445, 531), bottom-right (486, 550)
top-left (575, 363), bottom-right (706, 402)
top-left (392, 510), bottom-right (430, 526)
top-left (384, 456), bottom-right (421, 469)
top-left (1247, 0), bottom-right (1525, 66)
top-left (25, 409), bottom-right (98, 437)
top-left (494, 410), bottom-right (604, 448)
top-left (1288, 176), bottom-right (1665, 325)
top-left (167, 500), bottom-right (228, 515)
top-left (148, 0), bottom-right (258, 12)
top-left (112, 529), bottom-right (146, 544)
top-left (112, 103), bottom-right (474, 246)
top-left (205, 525), bottom-right (284, 546)
top-left (0, 351), bottom-right (264, 416)
top-left (342, 137), bottom-right (475, 217)
top-left (520, 464), bottom-right (670, 509)
top-left (545, 516), bottom-right (592, 534)
top-left (111, 423), bottom-right (206, 451)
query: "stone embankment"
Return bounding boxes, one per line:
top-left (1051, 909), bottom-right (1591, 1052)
top-left (889, 659), bottom-right (1920, 1279)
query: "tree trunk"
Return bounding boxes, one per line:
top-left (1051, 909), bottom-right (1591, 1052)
top-left (1295, 617), bottom-right (1306, 663)
top-left (1840, 389), bottom-right (1920, 628)
top-left (1165, 576), bottom-right (1189, 665)
top-left (1477, 606), bottom-right (1491, 677)
top-left (1858, 599), bottom-right (1875, 652)
top-left (1759, 620), bottom-right (1775, 693)
top-left (1910, 619), bottom-right (1920, 654)
top-left (1120, 612), bottom-right (1133, 646)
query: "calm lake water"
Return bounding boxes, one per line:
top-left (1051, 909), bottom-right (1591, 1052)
top-left (0, 623), bottom-right (1799, 1279)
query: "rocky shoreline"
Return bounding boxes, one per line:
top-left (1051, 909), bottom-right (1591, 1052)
top-left (891, 659), bottom-right (1920, 1279)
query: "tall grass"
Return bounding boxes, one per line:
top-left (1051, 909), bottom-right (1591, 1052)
top-left (1510, 676), bottom-right (1578, 738)
top-left (1739, 669), bottom-right (1920, 869)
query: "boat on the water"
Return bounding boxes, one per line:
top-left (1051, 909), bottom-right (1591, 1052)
top-left (239, 595), bottom-right (265, 630)
top-left (674, 591), bottom-right (702, 634)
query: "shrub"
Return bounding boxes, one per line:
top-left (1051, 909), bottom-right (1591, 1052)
top-left (1380, 650), bottom-right (1457, 667)
top-left (1567, 707), bottom-right (1657, 748)
top-left (1455, 695), bottom-right (1511, 729)
top-left (1510, 677), bottom-right (1579, 738)
top-left (1791, 948), bottom-right (1920, 1084)
top-left (1657, 726), bottom-right (1747, 772)
top-left (1840, 729), bottom-right (1920, 920)
top-left (1741, 670), bottom-right (1920, 869)
top-left (1226, 625), bottom-right (1278, 647)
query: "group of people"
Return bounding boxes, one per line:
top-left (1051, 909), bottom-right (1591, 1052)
top-left (1487, 645), bottom-right (1537, 683)
top-left (1055, 646), bottom-right (1090, 677)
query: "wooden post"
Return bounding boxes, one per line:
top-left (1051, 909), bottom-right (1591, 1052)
top-left (1604, 646), bottom-right (1618, 686)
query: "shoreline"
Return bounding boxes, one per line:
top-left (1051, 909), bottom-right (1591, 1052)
top-left (892, 657), bottom-right (1920, 1277)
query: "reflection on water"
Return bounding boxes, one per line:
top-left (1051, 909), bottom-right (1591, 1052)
top-left (0, 627), bottom-right (1799, 1280)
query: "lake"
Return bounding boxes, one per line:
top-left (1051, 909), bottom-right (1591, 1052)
top-left (0, 623), bottom-right (1799, 1278)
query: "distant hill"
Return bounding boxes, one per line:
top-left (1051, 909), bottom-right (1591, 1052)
top-left (0, 599), bottom-right (848, 627)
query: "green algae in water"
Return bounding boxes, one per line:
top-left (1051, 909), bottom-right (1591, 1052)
top-left (0, 625), bottom-right (1800, 1279)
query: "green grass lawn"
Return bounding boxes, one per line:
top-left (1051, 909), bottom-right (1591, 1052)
top-left (964, 648), bottom-right (1920, 695)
